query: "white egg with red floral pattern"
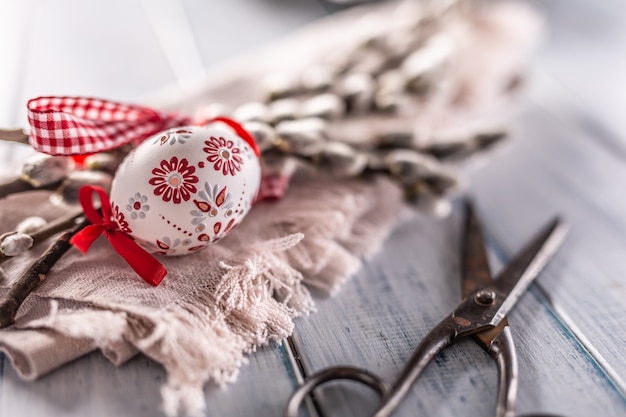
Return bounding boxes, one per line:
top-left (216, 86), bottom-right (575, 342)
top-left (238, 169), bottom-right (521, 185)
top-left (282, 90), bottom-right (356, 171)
top-left (109, 125), bottom-right (261, 256)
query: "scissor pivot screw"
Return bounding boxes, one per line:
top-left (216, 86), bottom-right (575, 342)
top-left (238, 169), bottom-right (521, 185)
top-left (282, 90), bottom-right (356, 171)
top-left (474, 289), bottom-right (496, 306)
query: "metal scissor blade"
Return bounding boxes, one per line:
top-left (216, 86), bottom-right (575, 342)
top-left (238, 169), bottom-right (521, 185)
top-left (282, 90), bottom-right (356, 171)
top-left (461, 202), bottom-right (519, 417)
top-left (462, 201), bottom-right (494, 298)
top-left (490, 217), bottom-right (567, 325)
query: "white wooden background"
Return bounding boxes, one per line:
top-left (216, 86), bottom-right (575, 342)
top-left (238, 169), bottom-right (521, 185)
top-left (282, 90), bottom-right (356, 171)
top-left (1, 1), bottom-right (626, 417)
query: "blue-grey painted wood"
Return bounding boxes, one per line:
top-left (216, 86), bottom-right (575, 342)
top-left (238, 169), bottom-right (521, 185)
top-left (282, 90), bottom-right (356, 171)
top-left (0, 343), bottom-right (297, 417)
top-left (530, 0), bottom-right (626, 151)
top-left (292, 201), bottom-right (626, 417)
top-left (468, 101), bottom-right (626, 397)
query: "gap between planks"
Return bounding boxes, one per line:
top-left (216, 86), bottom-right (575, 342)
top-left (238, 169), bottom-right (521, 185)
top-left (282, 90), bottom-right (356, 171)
top-left (482, 218), bottom-right (626, 402)
top-left (283, 334), bottom-right (322, 417)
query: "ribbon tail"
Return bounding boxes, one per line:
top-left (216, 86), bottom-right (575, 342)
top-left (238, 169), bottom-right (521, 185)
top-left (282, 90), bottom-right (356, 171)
top-left (70, 224), bottom-right (103, 254)
top-left (106, 232), bottom-right (167, 286)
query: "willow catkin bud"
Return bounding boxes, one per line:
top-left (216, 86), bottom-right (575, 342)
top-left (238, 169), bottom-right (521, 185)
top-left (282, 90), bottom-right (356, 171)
top-left (401, 33), bottom-right (454, 94)
top-left (350, 49), bottom-right (389, 76)
top-left (423, 141), bottom-right (471, 159)
top-left (301, 93), bottom-right (346, 120)
top-left (301, 66), bottom-right (334, 93)
top-left (16, 217), bottom-right (47, 234)
top-left (382, 28), bottom-right (421, 62)
top-left (473, 130), bottom-right (507, 151)
top-left (422, 172), bottom-right (458, 194)
top-left (313, 142), bottom-right (368, 178)
top-left (83, 153), bottom-right (122, 175)
top-left (233, 102), bottom-right (269, 123)
top-left (275, 118), bottom-right (328, 156)
top-left (335, 72), bottom-right (376, 114)
top-left (241, 121), bottom-right (277, 152)
top-left (366, 152), bottom-right (388, 172)
top-left (0, 232), bottom-right (33, 256)
top-left (384, 149), bottom-right (443, 185)
top-left (376, 130), bottom-right (415, 149)
top-left (55, 170), bottom-right (113, 204)
top-left (21, 153), bottom-right (74, 187)
top-left (263, 72), bottom-right (301, 101)
top-left (374, 70), bottom-right (408, 112)
top-left (424, 130), bottom-right (507, 160)
top-left (268, 98), bottom-right (301, 125)
top-left (406, 185), bottom-right (453, 218)
top-left (360, 33), bottom-right (387, 51)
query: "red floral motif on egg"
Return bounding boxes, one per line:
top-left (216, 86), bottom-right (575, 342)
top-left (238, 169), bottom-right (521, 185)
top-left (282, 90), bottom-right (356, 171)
top-left (111, 203), bottom-right (132, 234)
top-left (224, 218), bottom-right (237, 233)
top-left (154, 129), bottom-right (193, 146)
top-left (154, 237), bottom-right (182, 255)
top-left (149, 156), bottom-right (199, 204)
top-left (192, 185), bottom-right (233, 218)
top-left (203, 136), bottom-right (244, 176)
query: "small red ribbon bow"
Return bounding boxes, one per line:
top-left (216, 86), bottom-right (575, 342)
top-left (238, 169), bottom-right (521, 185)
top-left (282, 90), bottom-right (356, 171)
top-left (70, 185), bottom-right (167, 286)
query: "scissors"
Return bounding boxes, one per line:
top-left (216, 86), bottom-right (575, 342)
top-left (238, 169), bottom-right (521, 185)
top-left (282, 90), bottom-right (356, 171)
top-left (285, 201), bottom-right (567, 417)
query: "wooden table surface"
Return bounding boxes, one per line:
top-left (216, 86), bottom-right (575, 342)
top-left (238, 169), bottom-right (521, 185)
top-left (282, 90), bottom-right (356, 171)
top-left (1, 1), bottom-right (625, 416)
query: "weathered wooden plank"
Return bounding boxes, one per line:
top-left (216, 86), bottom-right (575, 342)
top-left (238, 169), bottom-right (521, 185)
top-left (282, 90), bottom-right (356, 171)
top-left (292, 203), bottom-right (626, 417)
top-left (530, 0), bottom-right (626, 148)
top-left (0, 343), bottom-right (296, 417)
top-left (468, 101), bottom-right (626, 396)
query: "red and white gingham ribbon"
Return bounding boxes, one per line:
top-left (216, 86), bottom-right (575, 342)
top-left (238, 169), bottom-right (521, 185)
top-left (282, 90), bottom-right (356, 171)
top-left (28, 97), bottom-right (191, 155)
top-left (26, 95), bottom-right (291, 202)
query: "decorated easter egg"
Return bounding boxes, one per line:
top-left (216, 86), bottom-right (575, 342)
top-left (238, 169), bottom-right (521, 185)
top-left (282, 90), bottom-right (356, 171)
top-left (109, 125), bottom-right (261, 256)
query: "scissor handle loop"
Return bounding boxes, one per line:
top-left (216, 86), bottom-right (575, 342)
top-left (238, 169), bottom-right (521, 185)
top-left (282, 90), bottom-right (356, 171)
top-left (284, 366), bottom-right (391, 417)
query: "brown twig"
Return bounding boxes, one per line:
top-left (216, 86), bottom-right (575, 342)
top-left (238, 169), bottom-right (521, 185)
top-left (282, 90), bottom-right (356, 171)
top-left (0, 208), bottom-right (85, 265)
top-left (30, 209), bottom-right (85, 245)
top-left (1, 153), bottom-right (74, 200)
top-left (0, 215), bottom-right (90, 328)
top-left (0, 178), bottom-right (62, 199)
top-left (0, 128), bottom-right (29, 144)
top-left (0, 178), bottom-right (37, 198)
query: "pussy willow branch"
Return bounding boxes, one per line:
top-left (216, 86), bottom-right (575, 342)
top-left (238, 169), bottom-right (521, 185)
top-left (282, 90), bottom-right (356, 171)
top-left (0, 208), bottom-right (85, 265)
top-left (0, 130), bottom-right (37, 197)
top-left (0, 215), bottom-right (90, 328)
top-left (0, 178), bottom-right (62, 199)
top-left (0, 153), bottom-right (74, 200)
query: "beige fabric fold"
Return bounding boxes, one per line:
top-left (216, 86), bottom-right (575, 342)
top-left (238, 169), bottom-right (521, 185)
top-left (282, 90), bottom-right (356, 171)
top-left (0, 175), bottom-right (404, 415)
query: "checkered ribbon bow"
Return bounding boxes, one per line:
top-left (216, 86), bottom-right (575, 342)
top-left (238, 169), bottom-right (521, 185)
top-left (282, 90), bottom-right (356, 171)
top-left (28, 97), bottom-right (191, 155)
